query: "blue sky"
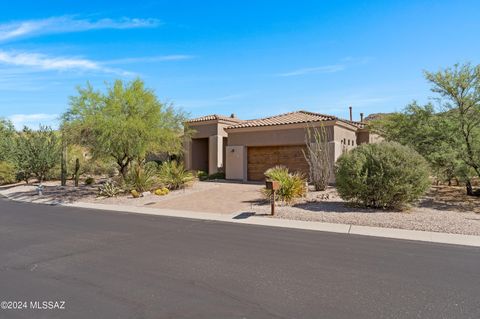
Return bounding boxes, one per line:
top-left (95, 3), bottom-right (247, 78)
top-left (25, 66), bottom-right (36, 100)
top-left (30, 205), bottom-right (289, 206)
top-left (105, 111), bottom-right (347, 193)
top-left (0, 0), bottom-right (479, 129)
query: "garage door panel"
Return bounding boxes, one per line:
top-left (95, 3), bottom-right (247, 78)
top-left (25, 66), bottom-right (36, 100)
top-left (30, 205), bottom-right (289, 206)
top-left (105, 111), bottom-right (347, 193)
top-left (247, 145), bottom-right (309, 181)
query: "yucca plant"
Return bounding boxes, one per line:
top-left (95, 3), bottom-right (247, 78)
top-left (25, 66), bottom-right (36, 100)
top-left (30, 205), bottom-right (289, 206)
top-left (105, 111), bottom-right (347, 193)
top-left (125, 162), bottom-right (158, 192)
top-left (263, 166), bottom-right (307, 205)
top-left (158, 161), bottom-right (194, 190)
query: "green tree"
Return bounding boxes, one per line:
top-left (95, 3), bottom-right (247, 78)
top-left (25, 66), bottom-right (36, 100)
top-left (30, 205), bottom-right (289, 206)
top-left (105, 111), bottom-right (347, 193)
top-left (0, 118), bottom-right (16, 162)
top-left (369, 102), bottom-right (458, 184)
top-left (14, 126), bottom-right (60, 183)
top-left (62, 79), bottom-right (187, 178)
top-left (370, 63), bottom-right (480, 195)
top-left (424, 63), bottom-right (480, 181)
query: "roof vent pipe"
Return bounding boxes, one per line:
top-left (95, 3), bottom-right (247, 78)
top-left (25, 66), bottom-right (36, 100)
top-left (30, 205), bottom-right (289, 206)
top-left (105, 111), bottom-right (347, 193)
top-left (360, 113), bottom-right (364, 122)
top-left (349, 106), bottom-right (353, 121)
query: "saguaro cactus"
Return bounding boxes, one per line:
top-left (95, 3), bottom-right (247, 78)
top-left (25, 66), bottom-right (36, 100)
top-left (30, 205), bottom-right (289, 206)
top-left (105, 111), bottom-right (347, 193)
top-left (74, 158), bottom-right (80, 187)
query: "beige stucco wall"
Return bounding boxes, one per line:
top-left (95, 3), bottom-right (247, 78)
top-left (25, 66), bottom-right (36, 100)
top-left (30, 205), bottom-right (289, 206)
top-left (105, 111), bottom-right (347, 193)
top-left (227, 124), bottom-right (335, 147)
top-left (332, 125), bottom-right (357, 161)
top-left (188, 121), bottom-right (229, 139)
top-left (185, 120), bottom-right (231, 173)
top-left (209, 135), bottom-right (224, 174)
top-left (225, 145), bottom-right (245, 180)
top-left (357, 131), bottom-right (383, 145)
top-left (369, 133), bottom-right (384, 143)
top-left (186, 119), bottom-right (376, 182)
top-left (226, 123), bottom-right (356, 182)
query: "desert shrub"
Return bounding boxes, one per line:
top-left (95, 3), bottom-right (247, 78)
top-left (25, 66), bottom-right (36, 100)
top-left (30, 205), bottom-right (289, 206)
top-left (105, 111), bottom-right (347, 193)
top-left (98, 181), bottom-right (123, 197)
top-left (335, 142), bottom-right (431, 210)
top-left (85, 177), bottom-right (95, 185)
top-left (131, 189), bottom-right (140, 198)
top-left (0, 161), bottom-right (16, 185)
top-left (158, 161), bottom-right (194, 190)
top-left (263, 166), bottom-right (307, 205)
top-left (197, 171), bottom-right (226, 181)
top-left (154, 187), bottom-right (170, 196)
top-left (303, 126), bottom-right (331, 191)
top-left (197, 170), bottom-right (208, 181)
top-left (125, 163), bottom-right (158, 192)
top-left (206, 172), bottom-right (225, 180)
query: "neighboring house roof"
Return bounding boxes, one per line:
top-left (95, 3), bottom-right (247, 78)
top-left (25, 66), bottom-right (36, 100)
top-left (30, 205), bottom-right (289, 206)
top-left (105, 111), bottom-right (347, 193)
top-left (347, 120), bottom-right (366, 129)
top-left (186, 114), bottom-right (243, 124)
top-left (226, 110), bottom-right (363, 130)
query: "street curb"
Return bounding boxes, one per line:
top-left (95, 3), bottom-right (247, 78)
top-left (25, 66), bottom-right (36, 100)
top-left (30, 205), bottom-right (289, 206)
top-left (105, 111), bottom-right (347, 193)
top-left (2, 192), bottom-right (480, 248)
top-left (63, 201), bottom-right (480, 248)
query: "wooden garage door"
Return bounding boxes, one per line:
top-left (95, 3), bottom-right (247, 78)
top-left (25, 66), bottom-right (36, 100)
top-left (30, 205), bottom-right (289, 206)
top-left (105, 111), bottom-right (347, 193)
top-left (247, 145), bottom-right (309, 181)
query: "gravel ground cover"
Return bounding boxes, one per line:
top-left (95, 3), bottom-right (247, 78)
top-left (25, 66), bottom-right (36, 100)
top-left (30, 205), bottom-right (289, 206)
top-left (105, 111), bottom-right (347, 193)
top-left (0, 180), bottom-right (218, 206)
top-left (252, 186), bottom-right (480, 235)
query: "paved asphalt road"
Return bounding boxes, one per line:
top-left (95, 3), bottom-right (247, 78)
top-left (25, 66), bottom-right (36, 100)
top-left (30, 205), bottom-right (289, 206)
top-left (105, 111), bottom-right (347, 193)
top-left (1, 197), bottom-right (479, 319)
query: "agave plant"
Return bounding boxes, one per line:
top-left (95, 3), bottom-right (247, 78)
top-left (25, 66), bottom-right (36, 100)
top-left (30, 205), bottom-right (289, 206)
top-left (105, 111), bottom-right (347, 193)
top-left (98, 181), bottom-right (123, 197)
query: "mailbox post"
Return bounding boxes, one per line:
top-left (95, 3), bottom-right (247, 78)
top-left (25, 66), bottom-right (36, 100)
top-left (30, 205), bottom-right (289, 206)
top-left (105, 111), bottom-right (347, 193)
top-left (265, 180), bottom-right (280, 215)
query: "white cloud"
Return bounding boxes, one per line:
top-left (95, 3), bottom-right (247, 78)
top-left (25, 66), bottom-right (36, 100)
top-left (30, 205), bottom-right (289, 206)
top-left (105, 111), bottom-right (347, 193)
top-left (0, 50), bottom-right (132, 75)
top-left (277, 57), bottom-right (373, 77)
top-left (277, 64), bottom-right (346, 77)
top-left (0, 16), bottom-right (160, 42)
top-left (8, 113), bottom-right (59, 130)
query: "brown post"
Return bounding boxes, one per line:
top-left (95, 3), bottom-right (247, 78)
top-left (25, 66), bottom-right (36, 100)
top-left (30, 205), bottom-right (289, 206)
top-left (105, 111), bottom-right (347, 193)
top-left (271, 190), bottom-right (275, 215)
top-left (265, 180), bottom-right (280, 216)
top-left (360, 112), bottom-right (364, 122)
top-left (349, 106), bottom-right (353, 121)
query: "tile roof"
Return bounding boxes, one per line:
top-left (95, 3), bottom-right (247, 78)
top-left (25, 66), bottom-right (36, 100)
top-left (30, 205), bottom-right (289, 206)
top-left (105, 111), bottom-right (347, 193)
top-left (186, 114), bottom-right (243, 124)
top-left (345, 120), bottom-right (366, 129)
top-left (226, 110), bottom-right (340, 129)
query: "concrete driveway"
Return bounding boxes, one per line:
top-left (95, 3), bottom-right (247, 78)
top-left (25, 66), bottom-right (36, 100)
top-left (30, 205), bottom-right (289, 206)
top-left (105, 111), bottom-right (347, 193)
top-left (151, 181), bottom-right (264, 214)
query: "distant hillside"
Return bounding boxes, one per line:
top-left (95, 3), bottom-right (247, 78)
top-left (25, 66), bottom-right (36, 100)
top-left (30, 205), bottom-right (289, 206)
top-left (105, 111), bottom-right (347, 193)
top-left (363, 113), bottom-right (394, 122)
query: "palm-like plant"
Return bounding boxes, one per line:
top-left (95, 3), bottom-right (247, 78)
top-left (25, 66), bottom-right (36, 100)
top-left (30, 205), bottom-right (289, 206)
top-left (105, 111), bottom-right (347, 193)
top-left (158, 161), bottom-right (194, 190)
top-left (263, 166), bottom-right (307, 205)
top-left (126, 162), bottom-right (157, 192)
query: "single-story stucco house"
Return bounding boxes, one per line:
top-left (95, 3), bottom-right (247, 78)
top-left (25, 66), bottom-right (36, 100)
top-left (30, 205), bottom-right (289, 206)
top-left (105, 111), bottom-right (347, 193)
top-left (184, 109), bottom-right (381, 182)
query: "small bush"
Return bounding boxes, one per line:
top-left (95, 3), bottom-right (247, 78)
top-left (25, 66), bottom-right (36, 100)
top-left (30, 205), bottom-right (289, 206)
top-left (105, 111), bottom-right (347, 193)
top-left (126, 163), bottom-right (157, 192)
top-left (154, 187), bottom-right (170, 196)
top-left (335, 141), bottom-right (431, 210)
top-left (144, 161), bottom-right (159, 172)
top-left (159, 161), bottom-right (194, 190)
top-left (197, 170), bottom-right (208, 181)
top-left (85, 177), bottom-right (95, 185)
top-left (0, 161), bottom-right (16, 185)
top-left (263, 166), bottom-right (307, 205)
top-left (197, 171), bottom-right (225, 181)
top-left (207, 172), bottom-right (225, 180)
top-left (98, 181), bottom-right (123, 198)
top-left (131, 189), bottom-right (140, 198)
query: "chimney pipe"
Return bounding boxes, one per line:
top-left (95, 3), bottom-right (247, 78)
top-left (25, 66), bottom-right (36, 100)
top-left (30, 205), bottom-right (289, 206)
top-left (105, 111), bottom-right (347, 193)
top-left (360, 113), bottom-right (364, 122)
top-left (349, 106), bottom-right (353, 121)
